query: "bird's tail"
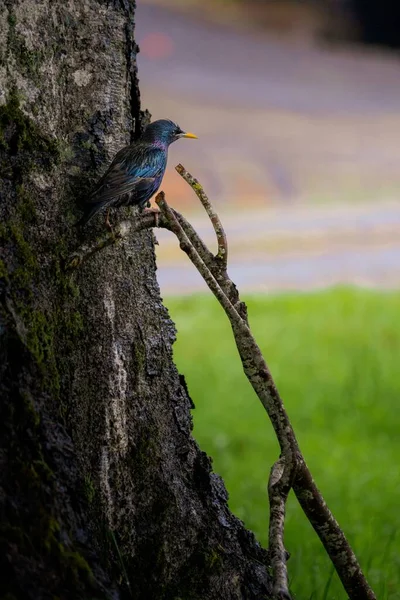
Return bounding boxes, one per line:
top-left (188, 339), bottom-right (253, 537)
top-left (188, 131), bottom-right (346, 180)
top-left (74, 204), bottom-right (101, 229)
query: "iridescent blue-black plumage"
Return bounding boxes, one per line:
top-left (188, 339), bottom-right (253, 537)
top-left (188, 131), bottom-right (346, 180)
top-left (78, 119), bottom-right (197, 227)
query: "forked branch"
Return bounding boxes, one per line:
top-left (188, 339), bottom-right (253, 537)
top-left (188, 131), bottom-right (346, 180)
top-left (158, 168), bottom-right (376, 600)
top-left (67, 167), bottom-right (376, 600)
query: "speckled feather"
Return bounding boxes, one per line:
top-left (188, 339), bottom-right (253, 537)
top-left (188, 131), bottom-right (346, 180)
top-left (78, 119), bottom-right (196, 227)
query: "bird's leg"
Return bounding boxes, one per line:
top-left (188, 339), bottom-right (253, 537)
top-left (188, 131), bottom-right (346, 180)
top-left (142, 206), bottom-right (161, 227)
top-left (105, 208), bottom-right (113, 232)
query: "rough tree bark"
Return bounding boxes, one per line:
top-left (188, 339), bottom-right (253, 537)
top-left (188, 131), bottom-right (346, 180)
top-left (0, 1), bottom-right (272, 598)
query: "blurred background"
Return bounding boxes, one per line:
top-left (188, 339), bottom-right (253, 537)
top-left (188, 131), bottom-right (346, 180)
top-left (136, 1), bottom-right (400, 598)
top-left (136, 0), bottom-right (400, 294)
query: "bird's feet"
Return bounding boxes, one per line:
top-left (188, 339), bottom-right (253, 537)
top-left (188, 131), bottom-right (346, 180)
top-left (104, 208), bottom-right (113, 232)
top-left (142, 206), bottom-right (161, 227)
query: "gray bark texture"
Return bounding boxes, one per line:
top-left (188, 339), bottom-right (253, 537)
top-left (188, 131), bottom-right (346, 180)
top-left (0, 1), bottom-right (272, 598)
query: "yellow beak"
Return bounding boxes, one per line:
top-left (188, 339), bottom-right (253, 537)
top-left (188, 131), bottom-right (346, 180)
top-left (181, 132), bottom-right (198, 139)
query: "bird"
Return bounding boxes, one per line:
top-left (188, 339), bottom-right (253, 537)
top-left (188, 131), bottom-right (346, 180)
top-left (77, 119), bottom-right (197, 229)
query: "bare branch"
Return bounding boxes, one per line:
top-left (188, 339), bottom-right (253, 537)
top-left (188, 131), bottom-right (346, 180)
top-left (66, 168), bottom-right (376, 600)
top-left (164, 170), bottom-right (376, 600)
top-left (167, 206), bottom-right (245, 318)
top-left (268, 458), bottom-right (292, 600)
top-left (175, 163), bottom-right (228, 266)
top-left (171, 208), bottom-right (215, 272)
top-left (155, 193), bottom-right (241, 325)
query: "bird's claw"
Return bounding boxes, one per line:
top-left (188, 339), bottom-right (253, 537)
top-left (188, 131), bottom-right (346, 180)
top-left (105, 208), bottom-right (114, 232)
top-left (143, 207), bottom-right (161, 228)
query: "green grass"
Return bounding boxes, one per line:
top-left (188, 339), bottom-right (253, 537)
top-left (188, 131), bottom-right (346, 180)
top-left (165, 287), bottom-right (400, 600)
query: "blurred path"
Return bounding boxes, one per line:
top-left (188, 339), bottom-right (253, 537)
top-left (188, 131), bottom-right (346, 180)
top-left (155, 202), bottom-right (400, 293)
top-left (136, 3), bottom-right (400, 293)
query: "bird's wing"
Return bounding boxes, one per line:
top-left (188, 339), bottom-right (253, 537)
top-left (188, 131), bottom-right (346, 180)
top-left (85, 145), bottom-right (165, 205)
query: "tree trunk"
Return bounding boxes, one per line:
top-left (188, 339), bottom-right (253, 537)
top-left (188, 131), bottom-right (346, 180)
top-left (0, 1), bottom-right (272, 598)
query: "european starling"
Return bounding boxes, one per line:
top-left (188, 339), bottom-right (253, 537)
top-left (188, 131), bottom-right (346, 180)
top-left (77, 119), bottom-right (197, 229)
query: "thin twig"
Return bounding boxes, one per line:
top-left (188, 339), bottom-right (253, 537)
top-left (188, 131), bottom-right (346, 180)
top-left (175, 163), bottom-right (228, 266)
top-left (155, 193), bottom-right (241, 325)
top-left (268, 458), bottom-right (291, 600)
top-left (172, 209), bottom-right (215, 272)
top-left (172, 206), bottom-right (244, 317)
